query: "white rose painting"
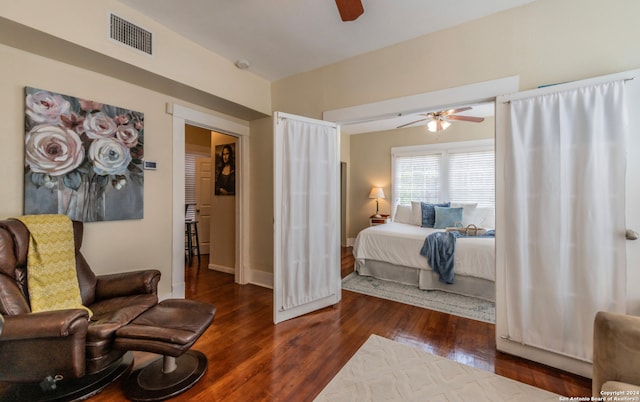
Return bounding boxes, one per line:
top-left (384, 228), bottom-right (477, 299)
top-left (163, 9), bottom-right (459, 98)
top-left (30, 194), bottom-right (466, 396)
top-left (24, 87), bottom-right (144, 222)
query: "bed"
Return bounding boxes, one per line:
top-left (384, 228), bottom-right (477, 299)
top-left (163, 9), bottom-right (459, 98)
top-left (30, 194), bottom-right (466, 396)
top-left (352, 203), bottom-right (496, 302)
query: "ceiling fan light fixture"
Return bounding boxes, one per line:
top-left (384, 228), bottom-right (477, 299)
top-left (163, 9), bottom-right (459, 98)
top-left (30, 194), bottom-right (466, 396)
top-left (398, 106), bottom-right (483, 131)
top-left (427, 119), bottom-right (451, 132)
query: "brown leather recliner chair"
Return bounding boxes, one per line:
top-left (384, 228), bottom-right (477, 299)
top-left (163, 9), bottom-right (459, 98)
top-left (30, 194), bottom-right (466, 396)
top-left (0, 219), bottom-right (161, 395)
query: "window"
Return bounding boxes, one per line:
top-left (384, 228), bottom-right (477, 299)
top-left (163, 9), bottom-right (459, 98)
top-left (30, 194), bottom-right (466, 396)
top-left (391, 139), bottom-right (494, 208)
top-left (393, 154), bottom-right (441, 204)
top-left (448, 149), bottom-right (495, 207)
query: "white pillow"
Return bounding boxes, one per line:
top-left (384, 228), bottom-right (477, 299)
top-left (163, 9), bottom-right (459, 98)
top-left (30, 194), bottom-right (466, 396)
top-left (475, 207), bottom-right (495, 228)
top-left (450, 202), bottom-right (478, 226)
top-left (410, 201), bottom-right (422, 226)
top-left (393, 204), bottom-right (412, 224)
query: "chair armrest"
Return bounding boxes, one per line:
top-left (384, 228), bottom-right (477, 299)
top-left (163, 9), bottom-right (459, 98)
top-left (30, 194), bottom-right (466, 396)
top-left (0, 310), bottom-right (89, 382)
top-left (95, 269), bottom-right (161, 301)
top-left (593, 311), bottom-right (640, 396)
top-left (0, 309), bottom-right (89, 341)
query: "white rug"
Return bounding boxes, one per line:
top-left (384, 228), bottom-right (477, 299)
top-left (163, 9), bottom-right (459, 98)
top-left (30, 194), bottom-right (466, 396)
top-left (342, 273), bottom-right (495, 324)
top-left (314, 335), bottom-right (561, 402)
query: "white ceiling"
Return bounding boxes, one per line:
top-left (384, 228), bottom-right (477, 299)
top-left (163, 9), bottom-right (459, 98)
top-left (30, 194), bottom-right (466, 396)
top-left (118, 0), bottom-right (535, 82)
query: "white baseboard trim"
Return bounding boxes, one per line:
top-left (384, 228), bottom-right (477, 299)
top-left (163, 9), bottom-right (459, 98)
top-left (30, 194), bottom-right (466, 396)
top-left (169, 282), bottom-right (185, 299)
top-left (346, 237), bottom-right (356, 247)
top-left (249, 269), bottom-right (273, 289)
top-left (208, 263), bottom-right (235, 274)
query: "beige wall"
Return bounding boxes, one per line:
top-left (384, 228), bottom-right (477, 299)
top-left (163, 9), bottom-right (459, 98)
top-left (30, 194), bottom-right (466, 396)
top-left (348, 118), bottom-right (495, 238)
top-left (0, 1), bottom-right (267, 292)
top-left (0, 43), bottom-right (188, 297)
top-left (185, 125), bottom-right (212, 153)
top-left (248, 117), bottom-right (274, 275)
top-left (340, 131), bottom-right (351, 244)
top-left (0, 0), bottom-right (271, 116)
top-left (272, 0), bottom-right (640, 117)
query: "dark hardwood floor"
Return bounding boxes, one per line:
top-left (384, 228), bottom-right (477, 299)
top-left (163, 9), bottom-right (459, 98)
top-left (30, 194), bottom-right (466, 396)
top-left (83, 248), bottom-right (591, 400)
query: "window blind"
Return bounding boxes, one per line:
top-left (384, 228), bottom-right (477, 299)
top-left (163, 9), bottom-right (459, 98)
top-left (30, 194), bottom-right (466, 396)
top-left (391, 140), bottom-right (495, 210)
top-left (392, 154), bottom-right (441, 205)
top-left (448, 150), bottom-right (495, 207)
top-left (184, 153), bottom-right (197, 220)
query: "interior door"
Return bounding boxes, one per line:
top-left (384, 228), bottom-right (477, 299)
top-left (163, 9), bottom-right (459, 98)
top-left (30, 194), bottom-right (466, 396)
top-left (495, 68), bottom-right (640, 377)
top-left (195, 157), bottom-right (212, 253)
top-left (273, 111), bottom-right (341, 324)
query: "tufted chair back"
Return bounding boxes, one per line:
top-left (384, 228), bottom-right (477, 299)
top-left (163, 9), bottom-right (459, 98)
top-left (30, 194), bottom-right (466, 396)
top-left (0, 220), bottom-right (99, 316)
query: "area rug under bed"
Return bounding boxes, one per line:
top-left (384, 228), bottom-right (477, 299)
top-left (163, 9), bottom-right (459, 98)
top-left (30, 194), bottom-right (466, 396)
top-left (342, 272), bottom-right (495, 324)
top-left (314, 334), bottom-right (560, 401)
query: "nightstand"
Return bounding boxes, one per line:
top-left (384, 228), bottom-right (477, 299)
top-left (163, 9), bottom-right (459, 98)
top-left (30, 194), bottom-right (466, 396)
top-left (369, 215), bottom-right (390, 226)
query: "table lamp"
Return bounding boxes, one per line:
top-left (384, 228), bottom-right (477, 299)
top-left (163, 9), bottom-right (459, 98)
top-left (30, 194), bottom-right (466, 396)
top-left (368, 187), bottom-right (385, 218)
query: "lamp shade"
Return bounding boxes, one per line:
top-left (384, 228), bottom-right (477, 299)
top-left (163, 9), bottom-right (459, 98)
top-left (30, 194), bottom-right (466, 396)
top-left (427, 119), bottom-right (451, 132)
top-left (368, 187), bottom-right (385, 199)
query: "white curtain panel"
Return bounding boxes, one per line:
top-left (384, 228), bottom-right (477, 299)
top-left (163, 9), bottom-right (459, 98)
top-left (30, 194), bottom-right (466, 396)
top-left (505, 80), bottom-right (628, 362)
top-left (280, 118), bottom-right (338, 311)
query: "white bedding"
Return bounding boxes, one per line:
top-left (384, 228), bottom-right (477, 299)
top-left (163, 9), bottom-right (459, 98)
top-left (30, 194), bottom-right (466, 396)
top-left (352, 222), bottom-right (495, 281)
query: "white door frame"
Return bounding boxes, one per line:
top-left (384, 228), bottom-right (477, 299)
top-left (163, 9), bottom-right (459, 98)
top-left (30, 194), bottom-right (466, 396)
top-left (170, 103), bottom-right (250, 297)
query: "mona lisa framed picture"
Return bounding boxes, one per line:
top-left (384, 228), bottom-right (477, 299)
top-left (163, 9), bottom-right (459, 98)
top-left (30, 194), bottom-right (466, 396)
top-left (214, 143), bottom-right (235, 195)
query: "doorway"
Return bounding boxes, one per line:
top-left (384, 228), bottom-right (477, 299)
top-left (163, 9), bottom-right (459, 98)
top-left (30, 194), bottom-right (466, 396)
top-left (185, 124), bottom-right (238, 273)
top-left (185, 124), bottom-right (213, 256)
top-left (170, 104), bottom-right (250, 298)
top-left (209, 131), bottom-right (237, 273)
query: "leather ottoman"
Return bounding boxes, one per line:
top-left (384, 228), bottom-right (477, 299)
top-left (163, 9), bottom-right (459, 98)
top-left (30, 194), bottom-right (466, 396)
top-left (115, 299), bottom-right (216, 401)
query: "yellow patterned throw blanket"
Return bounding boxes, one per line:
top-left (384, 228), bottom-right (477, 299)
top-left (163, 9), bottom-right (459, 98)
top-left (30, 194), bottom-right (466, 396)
top-left (16, 214), bottom-right (92, 317)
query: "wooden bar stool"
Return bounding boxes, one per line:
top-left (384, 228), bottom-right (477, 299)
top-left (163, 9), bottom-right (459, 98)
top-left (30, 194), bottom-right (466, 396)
top-left (184, 204), bottom-right (200, 267)
top-left (185, 219), bottom-right (200, 266)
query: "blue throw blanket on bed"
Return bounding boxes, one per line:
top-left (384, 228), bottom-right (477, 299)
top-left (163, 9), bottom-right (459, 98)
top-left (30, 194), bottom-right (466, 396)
top-left (420, 230), bottom-right (495, 284)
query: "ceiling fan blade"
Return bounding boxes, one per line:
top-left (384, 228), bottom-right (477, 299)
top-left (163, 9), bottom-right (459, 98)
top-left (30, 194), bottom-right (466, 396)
top-left (335, 0), bottom-right (364, 21)
top-left (397, 118), bottom-right (429, 129)
top-left (445, 107), bottom-right (472, 115)
top-left (445, 115), bottom-right (485, 123)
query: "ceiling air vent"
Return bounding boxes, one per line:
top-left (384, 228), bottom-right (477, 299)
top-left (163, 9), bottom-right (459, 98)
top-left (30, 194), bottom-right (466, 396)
top-left (109, 13), bottom-right (153, 55)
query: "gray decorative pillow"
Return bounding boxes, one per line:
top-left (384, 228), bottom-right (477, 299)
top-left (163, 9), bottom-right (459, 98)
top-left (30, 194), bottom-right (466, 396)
top-left (434, 206), bottom-right (463, 229)
top-left (420, 202), bottom-right (450, 228)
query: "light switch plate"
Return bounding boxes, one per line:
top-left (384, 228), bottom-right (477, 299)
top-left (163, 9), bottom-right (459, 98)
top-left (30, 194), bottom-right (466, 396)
top-left (143, 160), bottom-right (157, 170)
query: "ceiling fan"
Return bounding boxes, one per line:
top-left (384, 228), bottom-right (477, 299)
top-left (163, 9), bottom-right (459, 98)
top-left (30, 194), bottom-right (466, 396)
top-left (397, 107), bottom-right (485, 132)
top-left (335, 0), bottom-right (364, 21)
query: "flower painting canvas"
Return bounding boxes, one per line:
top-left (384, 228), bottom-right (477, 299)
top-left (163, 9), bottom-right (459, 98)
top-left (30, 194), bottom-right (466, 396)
top-left (23, 87), bottom-right (144, 222)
